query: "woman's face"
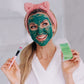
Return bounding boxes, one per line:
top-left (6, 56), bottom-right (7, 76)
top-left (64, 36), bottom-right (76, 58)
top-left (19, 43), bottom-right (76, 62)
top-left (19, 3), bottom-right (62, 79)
top-left (27, 12), bottom-right (53, 46)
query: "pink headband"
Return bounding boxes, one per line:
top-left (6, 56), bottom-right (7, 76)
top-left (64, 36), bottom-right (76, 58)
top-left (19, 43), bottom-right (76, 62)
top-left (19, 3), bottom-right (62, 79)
top-left (24, 1), bottom-right (57, 33)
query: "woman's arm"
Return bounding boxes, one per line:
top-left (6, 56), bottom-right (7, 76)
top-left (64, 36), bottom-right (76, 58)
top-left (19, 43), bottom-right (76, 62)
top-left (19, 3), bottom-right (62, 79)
top-left (10, 82), bottom-right (20, 84)
top-left (63, 73), bottom-right (74, 84)
top-left (0, 57), bottom-right (21, 84)
top-left (61, 49), bottom-right (80, 84)
top-left (11, 83), bottom-right (20, 84)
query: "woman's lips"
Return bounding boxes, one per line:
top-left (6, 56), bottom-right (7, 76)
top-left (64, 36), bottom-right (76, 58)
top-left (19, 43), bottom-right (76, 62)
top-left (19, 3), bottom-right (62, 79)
top-left (36, 35), bottom-right (47, 41)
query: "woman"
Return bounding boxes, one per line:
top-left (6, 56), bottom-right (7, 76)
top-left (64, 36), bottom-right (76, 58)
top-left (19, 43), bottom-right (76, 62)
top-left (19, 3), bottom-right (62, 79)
top-left (1, 1), bottom-right (84, 84)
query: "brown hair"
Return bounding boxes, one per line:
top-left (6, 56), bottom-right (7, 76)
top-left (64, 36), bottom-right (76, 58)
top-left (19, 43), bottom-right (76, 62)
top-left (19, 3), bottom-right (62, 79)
top-left (19, 9), bottom-right (57, 84)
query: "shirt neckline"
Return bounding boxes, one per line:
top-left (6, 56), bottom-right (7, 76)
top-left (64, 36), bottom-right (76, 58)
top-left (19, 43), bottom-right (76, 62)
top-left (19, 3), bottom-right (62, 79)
top-left (32, 43), bottom-right (61, 84)
top-left (35, 45), bottom-right (58, 72)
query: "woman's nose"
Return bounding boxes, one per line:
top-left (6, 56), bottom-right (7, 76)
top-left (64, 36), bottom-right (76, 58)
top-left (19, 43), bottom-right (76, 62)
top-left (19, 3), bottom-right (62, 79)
top-left (37, 27), bottom-right (43, 35)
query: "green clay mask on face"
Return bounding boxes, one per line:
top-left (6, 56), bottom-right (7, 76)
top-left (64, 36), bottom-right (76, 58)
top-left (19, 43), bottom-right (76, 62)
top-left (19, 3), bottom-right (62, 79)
top-left (28, 13), bottom-right (53, 46)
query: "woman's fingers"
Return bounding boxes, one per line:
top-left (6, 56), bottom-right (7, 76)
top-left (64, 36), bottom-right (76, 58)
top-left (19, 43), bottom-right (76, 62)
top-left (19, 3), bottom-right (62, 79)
top-left (71, 55), bottom-right (79, 60)
top-left (69, 53), bottom-right (80, 65)
top-left (61, 49), bottom-right (80, 64)
top-left (1, 57), bottom-right (17, 71)
top-left (1, 59), bottom-right (14, 69)
top-left (74, 57), bottom-right (80, 62)
top-left (1, 67), bottom-right (8, 75)
top-left (71, 49), bottom-right (79, 55)
top-left (1, 62), bottom-right (14, 70)
top-left (70, 49), bottom-right (80, 59)
top-left (3, 57), bottom-right (14, 66)
top-left (14, 61), bottom-right (20, 71)
top-left (70, 55), bottom-right (80, 62)
top-left (61, 51), bottom-right (63, 62)
top-left (4, 61), bottom-right (12, 66)
top-left (72, 55), bottom-right (80, 61)
top-left (6, 57), bottom-right (15, 62)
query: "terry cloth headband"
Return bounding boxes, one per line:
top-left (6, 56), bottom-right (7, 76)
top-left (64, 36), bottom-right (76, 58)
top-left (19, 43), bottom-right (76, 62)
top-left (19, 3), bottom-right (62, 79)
top-left (24, 1), bottom-right (57, 33)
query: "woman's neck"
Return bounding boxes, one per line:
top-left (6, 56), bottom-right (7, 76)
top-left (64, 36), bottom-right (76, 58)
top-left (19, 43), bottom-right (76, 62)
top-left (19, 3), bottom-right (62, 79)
top-left (36, 39), bottom-right (56, 60)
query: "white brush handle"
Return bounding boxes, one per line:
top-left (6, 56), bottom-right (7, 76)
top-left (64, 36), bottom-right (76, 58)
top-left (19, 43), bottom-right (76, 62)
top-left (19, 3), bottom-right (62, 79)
top-left (8, 56), bottom-right (17, 70)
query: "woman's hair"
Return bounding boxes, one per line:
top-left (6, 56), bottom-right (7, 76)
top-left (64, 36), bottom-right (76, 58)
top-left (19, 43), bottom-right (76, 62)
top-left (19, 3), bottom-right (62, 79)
top-left (19, 9), bottom-right (57, 84)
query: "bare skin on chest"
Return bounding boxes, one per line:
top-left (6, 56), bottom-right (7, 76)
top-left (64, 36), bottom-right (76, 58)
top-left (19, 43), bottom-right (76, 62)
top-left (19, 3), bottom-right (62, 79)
top-left (36, 39), bottom-right (56, 70)
top-left (39, 55), bottom-right (55, 70)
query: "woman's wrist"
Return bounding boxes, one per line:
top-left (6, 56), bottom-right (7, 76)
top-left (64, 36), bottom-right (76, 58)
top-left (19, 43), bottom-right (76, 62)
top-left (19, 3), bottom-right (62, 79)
top-left (11, 83), bottom-right (20, 84)
top-left (10, 81), bottom-right (20, 84)
top-left (63, 73), bottom-right (75, 84)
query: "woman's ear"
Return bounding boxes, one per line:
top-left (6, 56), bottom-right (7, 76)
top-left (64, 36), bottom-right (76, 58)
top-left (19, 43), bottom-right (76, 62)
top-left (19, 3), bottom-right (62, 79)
top-left (52, 24), bottom-right (56, 33)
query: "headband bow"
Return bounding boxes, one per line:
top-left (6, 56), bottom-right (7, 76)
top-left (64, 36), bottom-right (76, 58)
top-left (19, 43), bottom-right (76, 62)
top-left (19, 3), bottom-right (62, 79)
top-left (24, 1), bottom-right (57, 33)
top-left (24, 1), bottom-right (50, 13)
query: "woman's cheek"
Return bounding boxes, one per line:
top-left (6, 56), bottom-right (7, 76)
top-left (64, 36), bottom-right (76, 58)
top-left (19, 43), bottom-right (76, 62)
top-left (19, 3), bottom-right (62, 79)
top-left (44, 26), bottom-right (53, 36)
top-left (30, 31), bottom-right (37, 39)
top-left (44, 27), bottom-right (50, 34)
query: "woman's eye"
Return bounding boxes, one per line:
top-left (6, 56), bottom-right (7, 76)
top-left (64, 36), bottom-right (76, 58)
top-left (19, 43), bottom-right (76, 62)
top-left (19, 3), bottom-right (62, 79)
top-left (31, 26), bottom-right (36, 29)
top-left (43, 23), bottom-right (48, 26)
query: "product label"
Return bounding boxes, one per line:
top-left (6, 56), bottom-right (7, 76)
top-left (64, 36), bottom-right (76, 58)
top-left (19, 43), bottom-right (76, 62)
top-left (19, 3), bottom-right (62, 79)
top-left (60, 43), bottom-right (73, 61)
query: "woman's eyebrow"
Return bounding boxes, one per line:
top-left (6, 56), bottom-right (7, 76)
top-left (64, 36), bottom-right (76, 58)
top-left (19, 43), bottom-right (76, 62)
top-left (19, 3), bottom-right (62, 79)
top-left (41, 19), bottom-right (48, 23)
top-left (30, 23), bottom-right (35, 25)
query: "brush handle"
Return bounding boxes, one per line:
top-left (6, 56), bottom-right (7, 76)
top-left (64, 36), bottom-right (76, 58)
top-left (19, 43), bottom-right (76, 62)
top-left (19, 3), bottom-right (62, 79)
top-left (8, 56), bottom-right (17, 70)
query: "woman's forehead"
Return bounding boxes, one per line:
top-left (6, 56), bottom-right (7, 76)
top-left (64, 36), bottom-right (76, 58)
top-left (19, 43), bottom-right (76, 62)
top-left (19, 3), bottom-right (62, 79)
top-left (28, 12), bottom-right (51, 24)
top-left (29, 12), bottom-right (49, 18)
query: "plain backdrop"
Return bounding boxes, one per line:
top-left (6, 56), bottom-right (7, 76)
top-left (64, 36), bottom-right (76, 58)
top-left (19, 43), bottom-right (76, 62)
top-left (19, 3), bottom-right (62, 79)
top-left (0, 0), bottom-right (84, 84)
top-left (64, 0), bottom-right (84, 62)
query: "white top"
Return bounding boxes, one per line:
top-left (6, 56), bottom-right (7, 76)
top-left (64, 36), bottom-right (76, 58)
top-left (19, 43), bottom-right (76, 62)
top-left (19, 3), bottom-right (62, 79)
top-left (24, 42), bottom-right (84, 84)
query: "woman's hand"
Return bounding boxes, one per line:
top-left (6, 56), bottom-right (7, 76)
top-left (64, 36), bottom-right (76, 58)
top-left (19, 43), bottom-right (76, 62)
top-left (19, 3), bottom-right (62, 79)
top-left (61, 49), bottom-right (80, 74)
top-left (61, 49), bottom-right (80, 84)
top-left (0, 57), bottom-right (21, 84)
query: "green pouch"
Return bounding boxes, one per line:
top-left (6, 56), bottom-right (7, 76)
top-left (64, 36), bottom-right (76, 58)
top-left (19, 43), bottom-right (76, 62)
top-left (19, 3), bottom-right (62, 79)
top-left (60, 43), bottom-right (73, 61)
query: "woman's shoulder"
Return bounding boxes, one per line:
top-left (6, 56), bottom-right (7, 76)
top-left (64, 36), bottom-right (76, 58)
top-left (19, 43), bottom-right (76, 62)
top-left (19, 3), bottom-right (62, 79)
top-left (54, 38), bottom-right (70, 45)
top-left (54, 38), bottom-right (70, 49)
